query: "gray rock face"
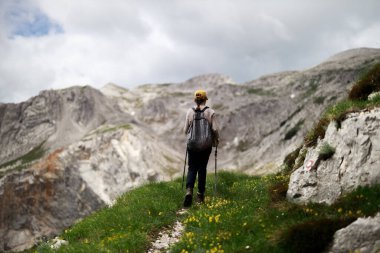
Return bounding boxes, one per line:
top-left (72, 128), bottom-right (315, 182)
top-left (0, 151), bottom-right (104, 252)
top-left (0, 86), bottom-right (127, 166)
top-left (60, 124), bottom-right (182, 205)
top-left (329, 213), bottom-right (380, 253)
top-left (0, 123), bottom-right (181, 251)
top-left (287, 108), bottom-right (380, 204)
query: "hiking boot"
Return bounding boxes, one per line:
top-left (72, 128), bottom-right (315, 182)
top-left (196, 192), bottom-right (205, 204)
top-left (183, 188), bottom-right (193, 208)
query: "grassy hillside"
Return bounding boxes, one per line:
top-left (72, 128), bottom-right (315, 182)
top-left (27, 62), bottom-right (380, 253)
top-left (29, 170), bottom-right (380, 253)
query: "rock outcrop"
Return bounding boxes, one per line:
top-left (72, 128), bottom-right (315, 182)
top-left (287, 107), bottom-right (380, 205)
top-left (329, 213), bottom-right (380, 253)
top-left (0, 149), bottom-right (104, 252)
top-left (60, 124), bottom-right (182, 205)
top-left (0, 86), bottom-right (128, 167)
top-left (0, 123), bottom-right (181, 251)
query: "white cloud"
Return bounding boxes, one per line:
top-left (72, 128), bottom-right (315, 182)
top-left (351, 23), bottom-right (380, 48)
top-left (0, 0), bottom-right (379, 103)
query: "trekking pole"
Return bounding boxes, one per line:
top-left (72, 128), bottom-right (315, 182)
top-left (214, 145), bottom-right (218, 195)
top-left (182, 149), bottom-right (188, 191)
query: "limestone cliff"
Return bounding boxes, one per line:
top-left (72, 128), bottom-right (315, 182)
top-left (287, 107), bottom-right (380, 205)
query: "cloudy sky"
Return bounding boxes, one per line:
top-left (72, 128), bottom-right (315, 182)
top-left (1, 0), bottom-right (379, 103)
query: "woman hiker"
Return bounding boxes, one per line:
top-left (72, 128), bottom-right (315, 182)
top-left (183, 89), bottom-right (219, 207)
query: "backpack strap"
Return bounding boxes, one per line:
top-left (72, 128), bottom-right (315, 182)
top-left (192, 106), bottom-right (209, 112)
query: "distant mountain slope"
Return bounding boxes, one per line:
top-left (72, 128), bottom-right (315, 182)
top-left (100, 47), bottom-right (380, 173)
top-left (0, 86), bottom-right (129, 165)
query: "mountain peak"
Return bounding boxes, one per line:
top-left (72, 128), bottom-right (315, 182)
top-left (184, 73), bottom-right (235, 87)
top-left (326, 47), bottom-right (380, 62)
top-left (100, 83), bottom-right (130, 97)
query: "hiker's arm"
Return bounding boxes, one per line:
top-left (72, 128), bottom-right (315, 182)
top-left (184, 109), bottom-right (191, 134)
top-left (211, 113), bottom-right (220, 146)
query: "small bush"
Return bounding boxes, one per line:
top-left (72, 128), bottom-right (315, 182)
top-left (212, 103), bottom-right (224, 110)
top-left (294, 148), bottom-right (307, 170)
top-left (319, 142), bottom-right (336, 160)
top-left (247, 88), bottom-right (276, 96)
top-left (236, 140), bottom-right (250, 152)
top-left (349, 62), bottom-right (380, 100)
top-left (313, 96), bottom-right (326, 105)
top-left (278, 218), bottom-right (356, 253)
top-left (269, 180), bottom-right (288, 203)
top-left (283, 147), bottom-right (302, 173)
top-left (284, 120), bottom-right (304, 140)
top-left (302, 82), bottom-right (319, 98)
top-left (304, 117), bottom-right (330, 147)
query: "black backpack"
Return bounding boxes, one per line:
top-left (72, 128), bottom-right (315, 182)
top-left (187, 107), bottom-right (213, 152)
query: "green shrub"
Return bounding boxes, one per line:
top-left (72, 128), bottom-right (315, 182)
top-left (302, 82), bottom-right (319, 98)
top-left (212, 103), bottom-right (225, 110)
top-left (236, 140), bottom-right (250, 152)
top-left (277, 218), bottom-right (355, 253)
top-left (283, 147), bottom-right (302, 173)
top-left (304, 117), bottom-right (330, 147)
top-left (349, 62), bottom-right (380, 100)
top-left (319, 143), bottom-right (336, 160)
top-left (269, 180), bottom-right (289, 203)
top-left (313, 96), bottom-right (326, 105)
top-left (294, 148), bottom-right (307, 171)
top-left (247, 87), bottom-right (276, 96)
top-left (284, 120), bottom-right (304, 140)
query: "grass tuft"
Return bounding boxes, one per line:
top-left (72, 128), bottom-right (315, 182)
top-left (284, 120), bottom-right (304, 141)
top-left (304, 117), bottom-right (330, 147)
top-left (318, 142), bottom-right (335, 160)
top-left (313, 96), bottom-right (326, 105)
top-left (283, 146), bottom-right (301, 173)
top-left (247, 87), bottom-right (276, 96)
top-left (269, 180), bottom-right (289, 204)
top-left (349, 62), bottom-right (380, 100)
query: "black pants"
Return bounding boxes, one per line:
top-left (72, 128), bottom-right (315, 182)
top-left (186, 147), bottom-right (212, 194)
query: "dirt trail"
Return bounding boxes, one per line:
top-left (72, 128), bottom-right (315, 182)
top-left (147, 209), bottom-right (187, 253)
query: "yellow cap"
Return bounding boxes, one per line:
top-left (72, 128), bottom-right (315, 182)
top-left (194, 89), bottom-right (208, 100)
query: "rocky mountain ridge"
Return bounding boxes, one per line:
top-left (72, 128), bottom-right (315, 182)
top-left (1, 47), bottom-right (380, 251)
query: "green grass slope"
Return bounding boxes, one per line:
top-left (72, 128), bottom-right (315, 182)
top-left (28, 62), bottom-right (380, 253)
top-left (30, 171), bottom-right (380, 253)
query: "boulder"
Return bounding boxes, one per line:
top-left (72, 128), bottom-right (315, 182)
top-left (329, 213), bottom-right (380, 253)
top-left (287, 108), bottom-right (380, 204)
